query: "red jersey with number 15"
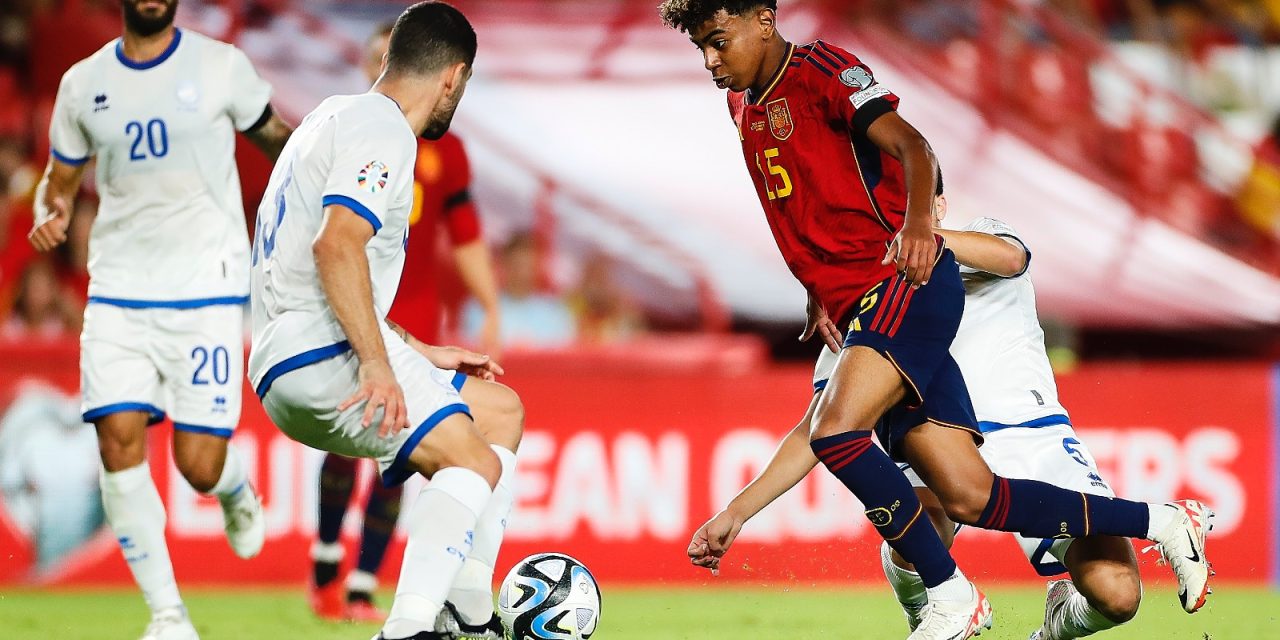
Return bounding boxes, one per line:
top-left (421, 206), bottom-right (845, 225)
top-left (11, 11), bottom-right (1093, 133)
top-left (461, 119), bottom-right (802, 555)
top-left (729, 41), bottom-right (908, 322)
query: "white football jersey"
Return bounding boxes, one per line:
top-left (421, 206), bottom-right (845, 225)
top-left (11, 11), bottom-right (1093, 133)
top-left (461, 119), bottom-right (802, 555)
top-left (813, 217), bottom-right (1068, 431)
top-left (950, 217), bottom-right (1068, 430)
top-left (48, 29), bottom-right (271, 304)
top-left (247, 93), bottom-right (416, 391)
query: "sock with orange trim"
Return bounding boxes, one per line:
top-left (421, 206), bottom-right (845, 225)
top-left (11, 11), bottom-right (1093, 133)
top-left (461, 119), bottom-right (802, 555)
top-left (977, 475), bottom-right (1150, 539)
top-left (811, 430), bottom-right (957, 588)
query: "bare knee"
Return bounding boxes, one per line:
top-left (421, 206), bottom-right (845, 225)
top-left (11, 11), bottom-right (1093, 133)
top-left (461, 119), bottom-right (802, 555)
top-left (436, 442), bottom-right (501, 488)
top-left (924, 503), bottom-right (955, 549)
top-left (938, 484), bottom-right (992, 526)
top-left (95, 415), bottom-right (149, 472)
top-left (1087, 579), bottom-right (1141, 623)
top-left (486, 384), bottom-right (524, 451)
top-left (172, 433), bottom-right (228, 493)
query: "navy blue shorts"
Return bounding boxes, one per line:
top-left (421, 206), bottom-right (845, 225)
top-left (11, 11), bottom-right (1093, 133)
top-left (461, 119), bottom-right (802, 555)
top-left (841, 248), bottom-right (980, 461)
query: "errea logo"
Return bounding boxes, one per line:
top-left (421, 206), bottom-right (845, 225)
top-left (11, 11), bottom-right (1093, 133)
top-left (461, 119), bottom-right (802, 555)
top-left (93, 93), bottom-right (109, 113)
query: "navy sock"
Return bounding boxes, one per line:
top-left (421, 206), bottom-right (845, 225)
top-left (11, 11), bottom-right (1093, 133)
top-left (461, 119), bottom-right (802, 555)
top-left (811, 431), bottom-right (957, 588)
top-left (318, 454), bottom-right (359, 544)
top-left (978, 476), bottom-right (1150, 539)
top-left (355, 479), bottom-right (403, 578)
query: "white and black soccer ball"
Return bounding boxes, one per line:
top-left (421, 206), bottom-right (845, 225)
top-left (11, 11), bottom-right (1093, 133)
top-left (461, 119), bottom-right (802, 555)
top-left (497, 552), bottom-right (601, 640)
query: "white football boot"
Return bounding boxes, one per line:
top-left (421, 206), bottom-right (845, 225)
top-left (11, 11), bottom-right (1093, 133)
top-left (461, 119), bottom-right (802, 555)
top-left (220, 482), bottom-right (265, 559)
top-left (908, 582), bottom-right (993, 640)
top-left (1027, 579), bottom-right (1075, 640)
top-left (140, 606), bottom-right (199, 640)
top-left (1144, 500), bottom-right (1214, 613)
top-left (434, 601), bottom-right (504, 639)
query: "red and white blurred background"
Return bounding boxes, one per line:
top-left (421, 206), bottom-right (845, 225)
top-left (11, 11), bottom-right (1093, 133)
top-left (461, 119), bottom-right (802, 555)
top-left (0, 0), bottom-right (1278, 589)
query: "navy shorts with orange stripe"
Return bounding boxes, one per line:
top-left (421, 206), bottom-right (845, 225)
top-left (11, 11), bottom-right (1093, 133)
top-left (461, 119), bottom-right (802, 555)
top-left (841, 248), bottom-right (980, 461)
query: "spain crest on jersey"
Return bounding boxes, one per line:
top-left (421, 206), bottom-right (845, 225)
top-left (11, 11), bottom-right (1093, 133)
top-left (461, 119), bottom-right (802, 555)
top-left (766, 98), bottom-right (793, 141)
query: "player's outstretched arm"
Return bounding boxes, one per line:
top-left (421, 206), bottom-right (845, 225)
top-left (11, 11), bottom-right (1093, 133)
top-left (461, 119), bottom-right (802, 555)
top-left (689, 400), bottom-right (822, 574)
top-left (314, 204), bottom-right (407, 437)
top-left (869, 113), bottom-right (939, 289)
top-left (453, 240), bottom-right (503, 357)
top-left (934, 229), bottom-right (1027, 278)
top-left (385, 318), bottom-right (504, 381)
top-left (243, 111), bottom-right (293, 162)
top-left (28, 157), bottom-right (86, 252)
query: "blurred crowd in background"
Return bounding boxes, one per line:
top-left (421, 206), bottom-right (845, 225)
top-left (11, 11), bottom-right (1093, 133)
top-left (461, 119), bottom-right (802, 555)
top-left (0, 0), bottom-right (1278, 348)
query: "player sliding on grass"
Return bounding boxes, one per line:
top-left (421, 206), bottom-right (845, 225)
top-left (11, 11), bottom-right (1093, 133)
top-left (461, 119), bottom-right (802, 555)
top-left (30, 1), bottom-right (292, 638)
top-left (660, 2), bottom-right (1212, 638)
top-left (249, 4), bottom-right (516, 639)
top-left (690, 175), bottom-right (1197, 639)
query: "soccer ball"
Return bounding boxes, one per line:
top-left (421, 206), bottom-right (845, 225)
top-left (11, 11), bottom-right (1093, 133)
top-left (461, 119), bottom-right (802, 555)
top-left (497, 552), bottom-right (601, 640)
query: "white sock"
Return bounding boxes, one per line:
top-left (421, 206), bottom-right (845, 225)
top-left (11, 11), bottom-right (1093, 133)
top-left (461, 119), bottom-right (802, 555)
top-left (347, 569), bottom-right (378, 594)
top-left (448, 445), bottom-right (517, 625)
top-left (382, 468), bottom-right (491, 639)
top-left (311, 540), bottom-right (344, 564)
top-left (101, 462), bottom-right (182, 613)
top-left (924, 568), bottom-right (972, 603)
top-left (1145, 503), bottom-right (1179, 539)
top-left (1047, 590), bottom-right (1120, 639)
top-left (880, 542), bottom-right (927, 608)
top-left (208, 444), bottom-right (249, 505)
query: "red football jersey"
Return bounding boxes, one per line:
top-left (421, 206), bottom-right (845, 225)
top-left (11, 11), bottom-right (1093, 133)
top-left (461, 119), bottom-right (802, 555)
top-left (729, 41), bottom-right (908, 322)
top-left (388, 131), bottom-right (482, 343)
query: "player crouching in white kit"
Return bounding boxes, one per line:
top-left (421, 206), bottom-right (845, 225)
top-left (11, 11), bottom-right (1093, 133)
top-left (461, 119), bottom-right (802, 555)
top-left (249, 3), bottom-right (518, 639)
top-left (689, 174), bottom-right (1213, 639)
top-left (28, 1), bottom-right (292, 639)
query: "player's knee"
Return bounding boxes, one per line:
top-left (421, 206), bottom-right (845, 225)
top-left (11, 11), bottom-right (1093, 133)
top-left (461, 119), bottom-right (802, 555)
top-left (810, 401), bottom-right (863, 440)
top-left (1085, 570), bottom-right (1142, 623)
top-left (1092, 584), bottom-right (1141, 623)
top-left (94, 426), bottom-right (147, 471)
top-left (939, 487), bottom-right (990, 526)
top-left (434, 439), bottom-right (501, 489)
top-left (490, 384), bottom-right (525, 448)
top-left (173, 446), bottom-right (224, 493)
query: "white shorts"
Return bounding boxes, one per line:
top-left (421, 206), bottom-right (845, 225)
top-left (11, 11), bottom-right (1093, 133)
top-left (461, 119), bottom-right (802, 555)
top-left (900, 423), bottom-right (1114, 576)
top-left (81, 302), bottom-right (245, 437)
top-left (257, 331), bottom-right (469, 486)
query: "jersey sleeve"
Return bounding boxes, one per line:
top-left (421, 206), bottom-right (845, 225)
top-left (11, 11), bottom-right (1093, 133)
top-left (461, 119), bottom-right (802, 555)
top-left (225, 45), bottom-right (273, 132)
top-left (320, 117), bottom-right (410, 234)
top-left (48, 69), bottom-right (91, 166)
top-left (810, 43), bottom-right (900, 136)
top-left (961, 217), bottom-right (1032, 277)
top-left (441, 137), bottom-right (481, 245)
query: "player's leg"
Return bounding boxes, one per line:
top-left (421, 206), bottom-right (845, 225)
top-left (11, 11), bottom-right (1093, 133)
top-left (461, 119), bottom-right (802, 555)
top-left (82, 303), bottom-right (195, 639)
top-left (810, 346), bottom-right (973, 602)
top-left (345, 477), bottom-right (404, 620)
top-left (902, 371), bottom-right (1211, 612)
top-left (1033, 537), bottom-right (1141, 640)
top-left (310, 452), bottom-right (358, 619)
top-left (163, 306), bottom-right (263, 559)
top-left (440, 375), bottom-right (524, 628)
top-left (380, 412), bottom-right (500, 640)
top-left (880, 484), bottom-right (955, 632)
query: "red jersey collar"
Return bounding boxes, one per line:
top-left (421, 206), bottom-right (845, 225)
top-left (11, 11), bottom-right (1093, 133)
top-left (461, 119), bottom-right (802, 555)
top-left (747, 42), bottom-right (796, 106)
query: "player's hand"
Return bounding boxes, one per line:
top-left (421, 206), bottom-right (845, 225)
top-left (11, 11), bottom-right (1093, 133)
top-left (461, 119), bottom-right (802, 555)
top-left (425, 345), bottom-right (505, 381)
top-left (800, 295), bottom-right (842, 353)
top-left (28, 196), bottom-right (71, 252)
top-left (339, 360), bottom-right (408, 438)
top-left (687, 510), bottom-right (745, 576)
top-left (882, 222), bottom-right (940, 289)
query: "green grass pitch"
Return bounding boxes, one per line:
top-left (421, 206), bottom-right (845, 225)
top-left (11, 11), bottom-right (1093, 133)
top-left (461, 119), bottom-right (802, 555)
top-left (1, 585), bottom-right (1276, 639)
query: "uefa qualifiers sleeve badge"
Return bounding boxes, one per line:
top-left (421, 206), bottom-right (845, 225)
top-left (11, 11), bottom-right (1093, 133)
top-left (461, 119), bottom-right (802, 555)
top-left (357, 160), bottom-right (390, 193)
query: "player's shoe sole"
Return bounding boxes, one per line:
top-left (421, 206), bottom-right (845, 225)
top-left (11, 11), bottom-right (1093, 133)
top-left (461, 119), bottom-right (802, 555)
top-left (1145, 500), bottom-right (1214, 613)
